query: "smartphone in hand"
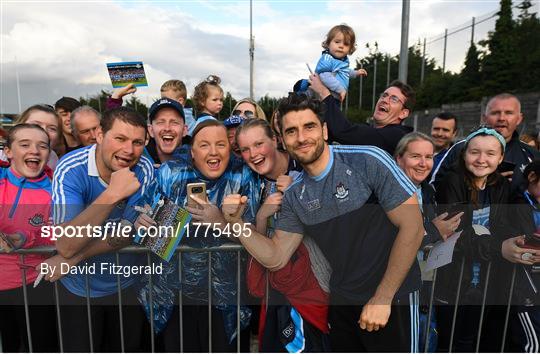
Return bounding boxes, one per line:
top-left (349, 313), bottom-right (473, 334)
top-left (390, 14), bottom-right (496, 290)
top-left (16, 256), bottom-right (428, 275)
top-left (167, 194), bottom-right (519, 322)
top-left (187, 182), bottom-right (208, 209)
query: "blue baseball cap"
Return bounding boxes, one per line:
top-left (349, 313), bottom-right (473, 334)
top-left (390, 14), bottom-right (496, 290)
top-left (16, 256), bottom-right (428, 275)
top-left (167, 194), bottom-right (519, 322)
top-left (148, 98), bottom-right (185, 122)
top-left (223, 115), bottom-right (244, 128)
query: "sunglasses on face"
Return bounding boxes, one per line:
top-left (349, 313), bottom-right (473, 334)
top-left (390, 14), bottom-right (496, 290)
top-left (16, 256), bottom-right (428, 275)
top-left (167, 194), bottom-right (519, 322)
top-left (232, 109), bottom-right (255, 118)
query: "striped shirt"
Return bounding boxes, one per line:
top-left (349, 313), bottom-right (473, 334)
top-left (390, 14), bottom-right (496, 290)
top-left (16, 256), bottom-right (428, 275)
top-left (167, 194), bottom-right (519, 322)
top-left (52, 145), bottom-right (154, 297)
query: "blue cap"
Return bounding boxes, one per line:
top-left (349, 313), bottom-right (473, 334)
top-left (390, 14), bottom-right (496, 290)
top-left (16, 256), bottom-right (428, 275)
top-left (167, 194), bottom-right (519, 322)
top-left (223, 115), bottom-right (244, 128)
top-left (148, 98), bottom-right (185, 122)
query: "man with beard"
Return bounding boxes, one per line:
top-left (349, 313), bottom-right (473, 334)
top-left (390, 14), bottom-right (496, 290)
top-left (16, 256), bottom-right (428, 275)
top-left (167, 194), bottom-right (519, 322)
top-left (146, 98), bottom-right (188, 166)
top-left (222, 94), bottom-right (424, 352)
top-left (308, 74), bottom-right (415, 155)
top-left (431, 93), bottom-right (540, 193)
top-left (41, 107), bottom-right (154, 352)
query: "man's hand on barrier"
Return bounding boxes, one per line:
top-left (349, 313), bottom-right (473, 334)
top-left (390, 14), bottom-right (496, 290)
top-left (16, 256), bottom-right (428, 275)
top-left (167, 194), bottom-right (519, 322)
top-left (38, 253), bottom-right (77, 282)
top-left (358, 296), bottom-right (391, 332)
top-left (107, 168), bottom-right (140, 203)
top-left (222, 194), bottom-right (248, 223)
top-left (186, 194), bottom-right (226, 225)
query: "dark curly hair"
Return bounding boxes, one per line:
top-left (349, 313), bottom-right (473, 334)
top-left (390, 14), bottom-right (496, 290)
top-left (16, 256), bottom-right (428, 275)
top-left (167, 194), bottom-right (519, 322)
top-left (276, 93), bottom-right (326, 133)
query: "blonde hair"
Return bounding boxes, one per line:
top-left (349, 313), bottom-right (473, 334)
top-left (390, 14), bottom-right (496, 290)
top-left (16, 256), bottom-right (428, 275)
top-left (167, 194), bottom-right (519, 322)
top-left (322, 24), bottom-right (357, 55)
top-left (192, 75), bottom-right (224, 113)
top-left (232, 98), bottom-right (267, 121)
top-left (160, 79), bottom-right (187, 101)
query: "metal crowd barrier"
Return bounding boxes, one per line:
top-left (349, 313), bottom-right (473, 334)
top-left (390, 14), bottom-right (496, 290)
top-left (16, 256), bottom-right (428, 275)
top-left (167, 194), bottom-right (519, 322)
top-left (0, 244), bottom-right (245, 353)
top-left (0, 245), bottom-right (528, 353)
top-left (421, 258), bottom-right (520, 353)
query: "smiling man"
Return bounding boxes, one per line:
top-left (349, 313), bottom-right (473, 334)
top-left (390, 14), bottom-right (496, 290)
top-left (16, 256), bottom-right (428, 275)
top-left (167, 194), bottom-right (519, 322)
top-left (430, 112), bottom-right (457, 171)
top-left (145, 97), bottom-right (188, 166)
top-left (431, 93), bottom-right (540, 193)
top-left (45, 106), bottom-right (154, 352)
top-left (222, 94), bottom-right (424, 352)
top-left (309, 74), bottom-right (415, 155)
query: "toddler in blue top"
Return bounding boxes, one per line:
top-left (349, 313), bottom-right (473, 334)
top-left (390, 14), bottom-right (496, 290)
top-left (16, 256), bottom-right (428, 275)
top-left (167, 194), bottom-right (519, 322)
top-left (315, 24), bottom-right (367, 102)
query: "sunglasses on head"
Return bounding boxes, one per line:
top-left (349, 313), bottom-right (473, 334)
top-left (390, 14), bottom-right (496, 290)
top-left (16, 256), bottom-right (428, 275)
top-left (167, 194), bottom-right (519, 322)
top-left (232, 109), bottom-right (255, 118)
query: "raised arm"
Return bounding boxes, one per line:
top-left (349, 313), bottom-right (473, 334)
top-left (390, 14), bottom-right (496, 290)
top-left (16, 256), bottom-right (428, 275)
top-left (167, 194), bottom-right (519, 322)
top-left (54, 167), bottom-right (141, 258)
top-left (222, 194), bottom-right (303, 271)
top-left (359, 194), bottom-right (424, 331)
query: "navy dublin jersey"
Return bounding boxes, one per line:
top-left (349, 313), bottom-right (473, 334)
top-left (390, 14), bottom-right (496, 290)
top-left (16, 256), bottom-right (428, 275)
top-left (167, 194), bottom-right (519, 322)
top-left (276, 145), bottom-right (421, 303)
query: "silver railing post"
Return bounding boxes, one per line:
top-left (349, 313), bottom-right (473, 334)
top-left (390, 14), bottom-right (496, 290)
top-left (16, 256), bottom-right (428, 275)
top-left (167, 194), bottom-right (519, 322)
top-left (449, 257), bottom-right (466, 353)
top-left (115, 252), bottom-right (125, 353)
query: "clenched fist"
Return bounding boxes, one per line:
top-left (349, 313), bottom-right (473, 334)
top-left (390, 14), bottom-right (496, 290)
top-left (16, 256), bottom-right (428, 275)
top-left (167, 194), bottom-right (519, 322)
top-left (108, 168), bottom-right (140, 202)
top-left (222, 194), bottom-right (248, 223)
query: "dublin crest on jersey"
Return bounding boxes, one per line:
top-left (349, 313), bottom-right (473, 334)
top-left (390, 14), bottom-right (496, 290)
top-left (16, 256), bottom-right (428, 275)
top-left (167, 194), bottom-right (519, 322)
top-left (334, 182), bottom-right (349, 200)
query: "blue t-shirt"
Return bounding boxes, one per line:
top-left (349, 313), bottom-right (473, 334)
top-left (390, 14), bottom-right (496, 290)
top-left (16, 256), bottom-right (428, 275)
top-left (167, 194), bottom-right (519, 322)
top-left (52, 145), bottom-right (155, 297)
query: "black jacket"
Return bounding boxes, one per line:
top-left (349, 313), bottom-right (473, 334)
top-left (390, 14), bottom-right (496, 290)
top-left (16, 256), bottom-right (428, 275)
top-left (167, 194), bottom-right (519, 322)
top-left (323, 96), bottom-right (413, 155)
top-left (431, 131), bottom-right (540, 194)
top-left (434, 168), bottom-right (516, 304)
top-left (420, 181), bottom-right (444, 246)
top-left (506, 191), bottom-right (540, 305)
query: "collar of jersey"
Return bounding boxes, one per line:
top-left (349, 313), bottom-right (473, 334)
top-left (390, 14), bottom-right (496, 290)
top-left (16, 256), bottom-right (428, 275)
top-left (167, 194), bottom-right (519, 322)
top-left (309, 145), bottom-right (334, 182)
top-left (87, 144), bottom-right (99, 177)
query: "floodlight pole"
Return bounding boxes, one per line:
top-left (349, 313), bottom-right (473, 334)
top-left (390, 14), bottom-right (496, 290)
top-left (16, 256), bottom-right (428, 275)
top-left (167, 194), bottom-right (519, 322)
top-left (249, 0), bottom-right (254, 99)
top-left (398, 0), bottom-right (410, 83)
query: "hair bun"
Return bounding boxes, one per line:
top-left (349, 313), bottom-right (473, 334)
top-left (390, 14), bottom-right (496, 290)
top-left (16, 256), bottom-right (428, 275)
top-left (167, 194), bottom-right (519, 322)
top-left (206, 75), bottom-right (221, 85)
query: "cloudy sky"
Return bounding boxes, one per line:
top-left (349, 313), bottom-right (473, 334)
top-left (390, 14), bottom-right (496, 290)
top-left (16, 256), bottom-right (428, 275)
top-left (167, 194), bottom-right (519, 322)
top-left (1, 0), bottom-right (538, 114)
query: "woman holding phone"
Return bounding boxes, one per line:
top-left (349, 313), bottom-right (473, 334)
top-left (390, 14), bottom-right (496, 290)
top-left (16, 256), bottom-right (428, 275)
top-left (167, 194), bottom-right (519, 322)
top-left (135, 117), bottom-right (261, 352)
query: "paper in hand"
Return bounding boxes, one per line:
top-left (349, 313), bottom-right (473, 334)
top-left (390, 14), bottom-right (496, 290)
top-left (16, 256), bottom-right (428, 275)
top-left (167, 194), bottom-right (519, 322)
top-left (425, 231), bottom-right (462, 272)
top-left (106, 61), bottom-right (148, 88)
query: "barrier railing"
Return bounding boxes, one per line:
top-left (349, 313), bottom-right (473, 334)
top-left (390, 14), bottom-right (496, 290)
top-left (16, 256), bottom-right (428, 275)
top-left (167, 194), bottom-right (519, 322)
top-left (0, 245), bottom-right (532, 353)
top-left (1, 244), bottom-right (245, 353)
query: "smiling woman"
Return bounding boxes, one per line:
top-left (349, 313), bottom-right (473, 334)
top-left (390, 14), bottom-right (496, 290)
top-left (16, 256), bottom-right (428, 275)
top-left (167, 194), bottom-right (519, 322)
top-left (135, 116), bottom-right (262, 352)
top-left (190, 118), bottom-right (230, 179)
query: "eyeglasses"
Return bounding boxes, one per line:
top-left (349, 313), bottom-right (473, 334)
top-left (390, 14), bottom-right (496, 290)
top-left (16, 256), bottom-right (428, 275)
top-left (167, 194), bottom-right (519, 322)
top-left (232, 109), bottom-right (255, 118)
top-left (379, 92), bottom-right (405, 106)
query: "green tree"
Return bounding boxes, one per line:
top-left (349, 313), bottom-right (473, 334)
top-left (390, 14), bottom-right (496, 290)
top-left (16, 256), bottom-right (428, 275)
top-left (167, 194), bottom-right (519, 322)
top-left (452, 43), bottom-right (483, 101)
top-left (220, 92), bottom-right (237, 120)
top-left (479, 0), bottom-right (519, 95)
top-left (257, 94), bottom-right (281, 119)
top-left (513, 0), bottom-right (540, 91)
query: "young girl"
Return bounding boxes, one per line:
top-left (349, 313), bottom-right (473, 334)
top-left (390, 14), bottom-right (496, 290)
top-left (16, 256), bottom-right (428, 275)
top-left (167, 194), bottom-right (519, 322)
top-left (315, 24), bottom-right (367, 102)
top-left (14, 104), bottom-right (63, 171)
top-left (192, 74), bottom-right (224, 119)
top-left (0, 124), bottom-right (58, 352)
top-left (435, 127), bottom-right (515, 352)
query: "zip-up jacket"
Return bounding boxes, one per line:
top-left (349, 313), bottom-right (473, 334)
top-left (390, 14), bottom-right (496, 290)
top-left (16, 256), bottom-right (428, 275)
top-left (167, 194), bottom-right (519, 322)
top-left (0, 167), bottom-right (52, 291)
